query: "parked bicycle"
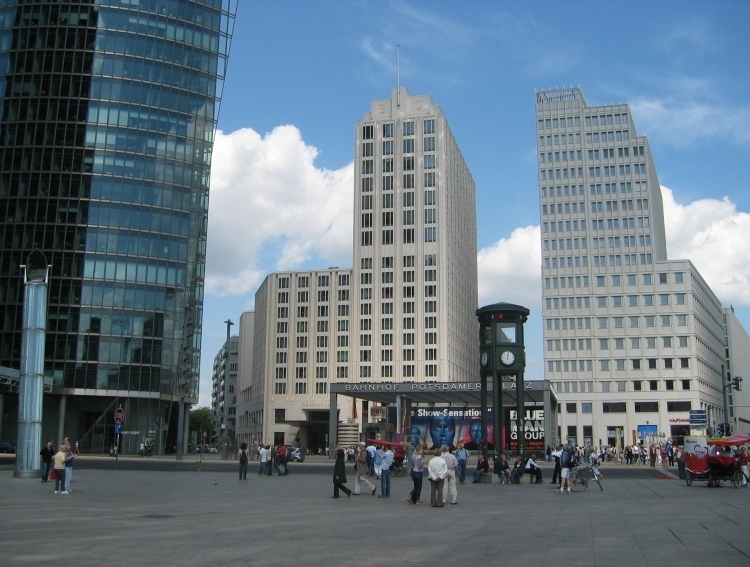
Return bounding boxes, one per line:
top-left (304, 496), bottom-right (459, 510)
top-left (569, 463), bottom-right (603, 492)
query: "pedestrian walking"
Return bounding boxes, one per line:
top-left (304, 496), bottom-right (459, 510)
top-left (332, 448), bottom-right (351, 498)
top-left (353, 442), bottom-right (376, 496)
top-left (238, 442), bottom-right (249, 480)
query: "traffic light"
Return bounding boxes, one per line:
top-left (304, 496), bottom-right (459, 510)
top-left (717, 423), bottom-right (731, 436)
top-left (732, 376), bottom-right (743, 391)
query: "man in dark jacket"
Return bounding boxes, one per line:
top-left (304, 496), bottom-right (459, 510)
top-left (40, 440), bottom-right (55, 482)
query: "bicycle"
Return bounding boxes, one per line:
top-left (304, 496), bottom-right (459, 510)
top-left (392, 458), bottom-right (406, 477)
top-left (569, 464), bottom-right (603, 492)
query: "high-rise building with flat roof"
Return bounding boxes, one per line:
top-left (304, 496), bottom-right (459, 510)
top-left (536, 87), bottom-right (731, 447)
top-left (240, 88), bottom-right (478, 451)
top-left (0, 1), bottom-right (236, 453)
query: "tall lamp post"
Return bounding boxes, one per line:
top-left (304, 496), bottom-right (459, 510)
top-left (221, 319), bottom-right (233, 460)
top-left (15, 251), bottom-right (51, 478)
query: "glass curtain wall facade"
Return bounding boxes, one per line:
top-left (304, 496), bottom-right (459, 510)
top-left (0, 0), bottom-right (236, 453)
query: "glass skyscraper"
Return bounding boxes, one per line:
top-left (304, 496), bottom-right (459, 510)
top-left (0, 1), bottom-right (236, 453)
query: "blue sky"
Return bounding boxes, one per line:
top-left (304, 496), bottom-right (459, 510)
top-left (197, 1), bottom-right (750, 406)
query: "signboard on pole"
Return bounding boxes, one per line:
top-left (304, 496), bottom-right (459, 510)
top-left (689, 409), bottom-right (708, 426)
top-left (114, 407), bottom-right (125, 423)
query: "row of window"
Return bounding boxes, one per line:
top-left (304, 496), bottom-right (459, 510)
top-left (361, 189), bottom-right (436, 209)
top-left (537, 114), bottom-right (629, 131)
top-left (538, 131), bottom-right (633, 147)
top-left (361, 155), bottom-right (436, 174)
top-left (361, 209), bottom-right (437, 228)
top-left (540, 147), bottom-right (641, 163)
top-left (547, 357), bottom-right (690, 373)
top-left (360, 228), bottom-right (437, 246)
top-left (543, 181), bottom-right (649, 200)
top-left (273, 382), bottom-right (327, 395)
top-left (548, 335), bottom-right (690, 351)
top-left (362, 119), bottom-right (435, 141)
top-left (554, 379), bottom-right (692, 394)
top-left (277, 274), bottom-right (350, 289)
top-left (545, 273), bottom-right (684, 291)
top-left (360, 254), bottom-right (436, 269)
top-left (365, 136), bottom-right (436, 156)
top-left (540, 163), bottom-right (647, 181)
top-left (561, 399), bottom-right (691, 415)
top-left (545, 313), bottom-right (688, 330)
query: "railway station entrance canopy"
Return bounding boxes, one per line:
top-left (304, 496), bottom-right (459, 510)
top-left (327, 380), bottom-right (557, 454)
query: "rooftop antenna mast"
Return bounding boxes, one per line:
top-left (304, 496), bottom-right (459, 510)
top-left (397, 44), bottom-right (400, 107)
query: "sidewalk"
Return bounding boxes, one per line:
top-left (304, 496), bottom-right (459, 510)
top-left (1, 457), bottom-right (748, 566)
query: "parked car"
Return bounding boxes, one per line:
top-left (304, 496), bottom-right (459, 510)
top-left (0, 441), bottom-right (16, 453)
top-left (286, 446), bottom-right (305, 462)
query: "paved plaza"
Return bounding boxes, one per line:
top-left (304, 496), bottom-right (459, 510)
top-left (1, 456), bottom-right (749, 566)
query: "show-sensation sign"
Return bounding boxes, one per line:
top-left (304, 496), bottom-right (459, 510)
top-left (409, 406), bottom-right (494, 450)
top-left (505, 407), bottom-right (545, 452)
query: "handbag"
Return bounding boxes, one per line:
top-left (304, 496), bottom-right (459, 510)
top-left (50, 468), bottom-right (57, 480)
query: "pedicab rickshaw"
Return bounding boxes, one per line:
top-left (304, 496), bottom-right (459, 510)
top-left (367, 439), bottom-right (409, 476)
top-left (685, 434), bottom-right (750, 488)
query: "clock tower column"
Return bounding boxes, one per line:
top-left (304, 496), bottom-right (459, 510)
top-left (476, 303), bottom-right (530, 461)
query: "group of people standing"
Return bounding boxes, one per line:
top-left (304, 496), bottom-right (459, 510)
top-left (251, 444), bottom-right (290, 478)
top-left (333, 442), bottom-right (474, 507)
top-left (40, 437), bottom-right (76, 494)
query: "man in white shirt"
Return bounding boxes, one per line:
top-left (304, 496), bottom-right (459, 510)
top-left (441, 446), bottom-right (459, 504)
top-left (427, 448), bottom-right (448, 507)
top-left (258, 445), bottom-right (268, 476)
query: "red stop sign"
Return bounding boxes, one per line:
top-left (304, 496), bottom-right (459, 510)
top-left (114, 408), bottom-right (125, 423)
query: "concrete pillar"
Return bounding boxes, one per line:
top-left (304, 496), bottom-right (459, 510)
top-left (57, 395), bottom-right (67, 446)
top-left (15, 252), bottom-right (50, 479)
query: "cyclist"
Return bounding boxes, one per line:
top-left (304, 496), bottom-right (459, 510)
top-left (588, 451), bottom-right (602, 480)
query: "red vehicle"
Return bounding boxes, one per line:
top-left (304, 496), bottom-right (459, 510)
top-left (685, 435), bottom-right (750, 487)
top-left (366, 439), bottom-right (409, 476)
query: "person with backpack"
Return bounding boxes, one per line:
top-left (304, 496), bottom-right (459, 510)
top-left (557, 443), bottom-right (574, 494)
top-left (238, 442), bottom-right (249, 480)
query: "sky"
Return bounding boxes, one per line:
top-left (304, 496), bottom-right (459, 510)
top-left (197, 1), bottom-right (750, 407)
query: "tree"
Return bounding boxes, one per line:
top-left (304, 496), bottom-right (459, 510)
top-left (190, 407), bottom-right (212, 440)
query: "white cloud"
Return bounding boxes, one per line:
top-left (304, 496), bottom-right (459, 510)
top-left (477, 225), bottom-right (541, 308)
top-left (474, 187), bottom-right (750, 311)
top-left (205, 127), bottom-right (353, 296)
top-left (630, 96), bottom-right (750, 147)
top-left (662, 186), bottom-right (750, 305)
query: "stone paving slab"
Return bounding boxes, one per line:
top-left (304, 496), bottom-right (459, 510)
top-left (1, 460), bottom-right (749, 567)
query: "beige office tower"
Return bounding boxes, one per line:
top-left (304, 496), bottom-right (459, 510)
top-left (536, 87), bottom-right (727, 448)
top-left (353, 87), bottom-right (478, 386)
top-left (237, 88), bottom-right (479, 450)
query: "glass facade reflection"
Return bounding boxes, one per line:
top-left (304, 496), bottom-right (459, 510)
top-left (0, 0), bottom-right (236, 453)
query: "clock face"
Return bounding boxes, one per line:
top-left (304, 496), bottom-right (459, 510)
top-left (500, 350), bottom-right (515, 366)
top-left (481, 352), bottom-right (489, 367)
